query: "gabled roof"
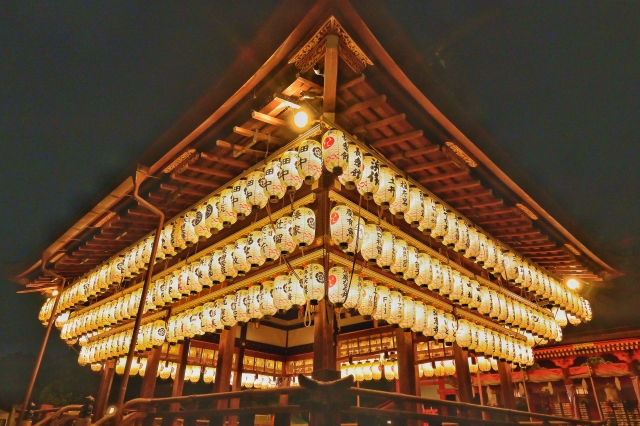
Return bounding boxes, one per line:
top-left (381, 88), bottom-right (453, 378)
top-left (8, 0), bottom-right (620, 292)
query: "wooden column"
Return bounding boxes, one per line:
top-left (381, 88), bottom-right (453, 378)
top-left (273, 378), bottom-right (291, 426)
top-left (213, 326), bottom-right (237, 397)
top-left (563, 368), bottom-right (578, 418)
top-left (452, 343), bottom-right (473, 403)
top-left (170, 340), bottom-right (190, 412)
top-left (140, 347), bottom-right (161, 398)
top-left (395, 329), bottom-right (418, 396)
top-left (94, 360), bottom-right (115, 420)
top-left (322, 34), bottom-right (339, 121)
top-left (498, 360), bottom-right (516, 409)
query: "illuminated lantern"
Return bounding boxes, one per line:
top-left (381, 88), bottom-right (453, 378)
top-left (190, 365), bottom-right (201, 383)
top-left (232, 178), bottom-right (251, 220)
top-left (404, 246), bottom-right (420, 283)
top-left (428, 258), bottom-right (443, 293)
top-left (444, 360), bottom-right (456, 376)
top-left (260, 225), bottom-right (280, 263)
top-left (259, 280), bottom-right (277, 318)
top-left (373, 166), bottom-right (395, 209)
top-left (398, 296), bottom-right (415, 331)
top-left (477, 356), bottom-right (491, 372)
top-left (286, 268), bottom-right (306, 308)
top-left (328, 266), bottom-right (349, 307)
top-left (442, 212), bottom-right (459, 248)
top-left (91, 362), bottom-right (102, 372)
top-left (377, 232), bottom-right (396, 270)
top-left (357, 281), bottom-right (376, 319)
top-left (476, 234), bottom-right (489, 267)
top-left (303, 263), bottom-right (325, 305)
top-left (235, 290), bottom-right (250, 324)
top-left (389, 176), bottom-right (409, 219)
top-left (423, 305), bottom-right (439, 340)
top-left (184, 211), bottom-right (200, 246)
top-left (361, 224), bottom-right (383, 262)
top-left (188, 263), bottom-right (203, 294)
top-left (404, 186), bottom-right (424, 227)
top-left (211, 299), bottom-right (224, 332)
top-left (291, 206), bottom-right (315, 248)
top-left (430, 204), bottom-right (447, 241)
top-left (449, 269), bottom-right (463, 302)
top-left (502, 251), bottom-right (519, 283)
top-left (423, 362), bottom-right (435, 378)
top-left (264, 160), bottom-right (285, 203)
top-left (356, 154), bottom-right (380, 200)
top-left (567, 313), bottom-right (581, 325)
top-left (373, 286), bottom-right (391, 321)
top-left (343, 215), bottom-right (364, 256)
top-left (362, 361), bottom-right (373, 381)
top-left (321, 129), bottom-right (349, 175)
top-left (203, 367), bottom-right (215, 384)
top-left (412, 301), bottom-right (426, 333)
top-left (160, 224), bottom-right (177, 258)
top-left (245, 170), bottom-right (268, 212)
top-left (151, 320), bottom-right (167, 347)
top-left (221, 244), bottom-right (238, 281)
top-left (275, 216), bottom-right (296, 256)
top-left (371, 361), bottom-right (382, 380)
top-left (189, 307), bottom-right (204, 336)
top-left (198, 256), bottom-right (212, 289)
top-left (354, 363), bottom-right (364, 382)
top-left (386, 291), bottom-right (404, 326)
top-left (219, 187), bottom-right (237, 228)
top-left (390, 238), bottom-right (409, 278)
top-left (115, 357), bottom-right (126, 375)
top-left (384, 360), bottom-right (395, 381)
top-left (208, 250), bottom-right (225, 284)
top-left (454, 219), bottom-right (469, 253)
top-left (456, 319), bottom-right (472, 349)
top-left (273, 275), bottom-right (292, 312)
top-left (221, 295), bottom-right (237, 329)
top-left (343, 274), bottom-right (362, 310)
top-left (232, 238), bottom-right (251, 277)
top-left (464, 226), bottom-right (480, 260)
top-left (415, 252), bottom-right (433, 288)
top-left (247, 285), bottom-right (263, 322)
top-left (297, 139), bottom-right (323, 184)
top-left (176, 266), bottom-right (190, 297)
top-left (203, 196), bottom-right (223, 236)
top-left (200, 302), bottom-right (215, 333)
top-left (338, 143), bottom-right (362, 190)
top-left (419, 196), bottom-right (437, 235)
top-left (280, 150), bottom-right (303, 193)
top-left (246, 231), bottom-right (266, 269)
top-left (330, 205), bottom-right (354, 250)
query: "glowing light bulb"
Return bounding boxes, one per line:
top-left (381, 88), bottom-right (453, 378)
top-left (566, 278), bottom-right (580, 290)
top-left (294, 111), bottom-right (309, 128)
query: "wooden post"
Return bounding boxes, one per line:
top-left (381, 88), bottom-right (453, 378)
top-left (94, 360), bottom-right (115, 420)
top-left (563, 368), bottom-right (578, 419)
top-left (140, 347), bottom-right (161, 398)
top-left (452, 343), bottom-right (473, 403)
top-left (322, 34), bottom-right (339, 121)
top-left (395, 328), bottom-right (419, 426)
top-left (498, 360), bottom-right (516, 410)
top-left (229, 324), bottom-right (248, 426)
top-left (170, 340), bottom-right (190, 412)
top-left (273, 377), bottom-right (291, 426)
top-left (213, 326), bottom-right (237, 398)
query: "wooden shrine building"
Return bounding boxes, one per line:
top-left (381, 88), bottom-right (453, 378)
top-left (8, 1), bottom-right (624, 425)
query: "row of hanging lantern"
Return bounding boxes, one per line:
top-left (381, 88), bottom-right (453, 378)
top-left (328, 203), bottom-right (590, 324)
top-left (77, 320), bottom-right (167, 366)
top-left (240, 373), bottom-right (278, 389)
top-left (340, 358), bottom-right (398, 382)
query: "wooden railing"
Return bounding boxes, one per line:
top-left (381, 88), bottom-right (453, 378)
top-left (94, 375), bottom-right (605, 426)
top-left (31, 405), bottom-right (82, 426)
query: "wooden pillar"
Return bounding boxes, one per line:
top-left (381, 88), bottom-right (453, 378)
top-left (140, 347), bottom-right (162, 398)
top-left (322, 34), bottom-right (339, 121)
top-left (631, 375), bottom-right (640, 409)
top-left (94, 360), bottom-right (115, 420)
top-left (273, 377), bottom-right (291, 426)
top-left (170, 340), bottom-right (190, 412)
top-left (213, 326), bottom-right (237, 398)
top-left (563, 368), bottom-right (578, 418)
top-left (395, 329), bottom-right (418, 396)
top-left (453, 343), bottom-right (473, 403)
top-left (498, 361), bottom-right (516, 409)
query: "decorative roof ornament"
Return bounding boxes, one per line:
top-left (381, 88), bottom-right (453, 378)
top-left (443, 142), bottom-right (477, 168)
top-left (162, 149), bottom-right (198, 174)
top-left (516, 203), bottom-right (539, 220)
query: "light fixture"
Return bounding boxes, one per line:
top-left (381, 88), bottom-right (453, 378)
top-left (293, 110), bottom-right (309, 128)
top-left (51, 290), bottom-right (59, 296)
top-left (566, 278), bottom-right (580, 290)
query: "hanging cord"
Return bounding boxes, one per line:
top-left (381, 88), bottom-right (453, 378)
top-left (304, 300), bottom-right (312, 327)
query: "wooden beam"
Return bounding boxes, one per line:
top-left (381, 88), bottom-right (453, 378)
top-left (528, 254), bottom-right (572, 260)
top-left (495, 231), bottom-right (541, 238)
top-left (251, 111), bottom-right (286, 126)
top-left (186, 165), bottom-right (235, 180)
top-left (419, 169), bottom-right (469, 184)
top-left (387, 144), bottom-right (440, 162)
top-left (127, 209), bottom-right (156, 218)
top-left (342, 94), bottom-right (387, 115)
top-left (445, 189), bottom-right (492, 203)
top-left (478, 207), bottom-right (516, 217)
top-left (170, 173), bottom-right (219, 188)
top-left (200, 152), bottom-right (251, 169)
top-left (159, 183), bottom-right (208, 198)
top-left (455, 199), bottom-right (503, 210)
top-left (430, 180), bottom-right (482, 192)
top-left (405, 158), bottom-right (452, 174)
top-left (170, 340), bottom-right (190, 412)
top-left (498, 361), bottom-right (516, 409)
top-left (323, 35), bottom-right (339, 121)
top-left (216, 140), bottom-right (266, 157)
top-left (453, 343), bottom-right (473, 403)
top-left (140, 346), bottom-right (161, 398)
top-left (233, 126), bottom-right (281, 143)
top-left (515, 243), bottom-right (557, 250)
top-left (338, 74), bottom-right (365, 92)
top-left (371, 130), bottom-right (424, 149)
top-left (479, 216), bottom-right (529, 225)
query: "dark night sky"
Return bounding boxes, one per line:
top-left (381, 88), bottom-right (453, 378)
top-left (0, 0), bottom-right (638, 399)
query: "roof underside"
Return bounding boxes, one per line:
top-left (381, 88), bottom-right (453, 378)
top-left (10, 0), bottom-right (620, 294)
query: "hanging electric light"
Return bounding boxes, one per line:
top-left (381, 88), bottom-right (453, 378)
top-left (297, 139), bottom-right (323, 184)
top-left (321, 129), bottom-right (349, 175)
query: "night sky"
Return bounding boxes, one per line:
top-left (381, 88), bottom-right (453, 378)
top-left (1, 0), bottom-right (638, 403)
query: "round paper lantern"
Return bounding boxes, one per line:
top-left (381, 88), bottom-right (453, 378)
top-left (259, 280), bottom-right (277, 317)
top-left (373, 286), bottom-right (391, 321)
top-left (454, 219), bottom-right (470, 253)
top-left (235, 290), bottom-right (250, 324)
top-left (291, 206), bottom-right (316, 248)
top-left (203, 367), bottom-right (215, 384)
top-left (419, 196), bottom-right (437, 234)
top-left (390, 238), bottom-right (408, 278)
top-left (330, 205), bottom-right (354, 249)
top-left (389, 176), bottom-right (409, 219)
top-left (354, 363), bottom-right (364, 382)
top-left (232, 238), bottom-right (251, 277)
top-left (404, 246), bottom-right (420, 283)
top-left (343, 274), bottom-right (362, 310)
top-left (404, 186), bottom-right (424, 227)
top-left (190, 365), bottom-right (201, 383)
top-left (302, 263), bottom-right (325, 305)
top-left (373, 165), bottom-right (395, 209)
top-left (415, 252), bottom-right (433, 288)
top-left (398, 296), bottom-right (415, 331)
top-left (386, 291), bottom-right (403, 326)
top-left (219, 187), bottom-right (237, 228)
top-left (297, 139), bottom-right (323, 184)
top-left (412, 301), bottom-right (426, 333)
top-left (246, 231), bottom-right (266, 269)
top-left (384, 360), bottom-right (395, 381)
top-left (202, 196), bottom-right (223, 236)
top-left (273, 275), bottom-right (292, 312)
top-left (245, 170), bottom-right (268, 212)
top-left (280, 150), bottom-right (303, 193)
top-left (260, 225), bottom-right (280, 263)
top-left (231, 179), bottom-right (251, 221)
top-left (264, 160), bottom-right (285, 203)
top-left (449, 269), bottom-right (463, 302)
top-left (274, 216), bottom-right (296, 256)
top-left (321, 129), bottom-right (349, 175)
top-left (206, 250), bottom-right (224, 285)
top-left (442, 212), bottom-right (459, 248)
top-left (356, 154), bottom-right (380, 200)
top-left (427, 258), bottom-right (443, 293)
top-left (423, 305), bottom-right (439, 340)
top-left (221, 244), bottom-right (238, 281)
top-left (247, 285), bottom-right (263, 321)
top-left (200, 302), bottom-right (215, 333)
top-left (151, 320), bottom-right (167, 347)
top-left (211, 299), bottom-right (224, 332)
top-left (328, 266), bottom-right (350, 307)
top-left (188, 263), bottom-right (202, 294)
top-left (371, 360), bottom-right (382, 380)
top-left (456, 319), bottom-right (472, 349)
top-left (221, 295), bottom-right (238, 329)
top-left (358, 280), bottom-right (376, 319)
top-left (567, 313), bottom-right (581, 325)
top-left (377, 232), bottom-right (395, 270)
top-left (430, 203), bottom-right (447, 241)
top-left (361, 224), bottom-right (383, 262)
top-left (343, 215), bottom-right (364, 256)
top-left (338, 143), bottom-right (363, 190)
top-left (444, 360), bottom-right (456, 376)
top-left (287, 269), bottom-right (306, 308)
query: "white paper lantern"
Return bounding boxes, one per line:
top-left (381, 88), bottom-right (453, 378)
top-left (343, 215), bottom-right (364, 256)
top-left (273, 216), bottom-right (296, 256)
top-left (373, 286), bottom-right (391, 321)
top-left (260, 225), bottom-right (280, 263)
top-left (291, 207), bottom-right (316, 248)
top-left (287, 268), bottom-right (306, 308)
top-left (404, 246), bottom-right (420, 283)
top-left (361, 224), bottom-right (383, 262)
top-left (259, 280), bottom-right (277, 317)
top-left (328, 266), bottom-right (350, 307)
top-left (356, 154), bottom-right (379, 200)
top-left (389, 176), bottom-right (409, 219)
top-left (376, 232), bottom-right (395, 270)
top-left (221, 295), bottom-right (237, 329)
top-left (419, 195), bottom-right (437, 235)
top-left (430, 203), bottom-right (447, 241)
top-left (231, 178), bottom-right (251, 220)
top-left (247, 285), bottom-right (263, 321)
top-left (321, 129), bottom-right (349, 175)
top-left (221, 244), bottom-right (238, 281)
top-left (219, 187), bottom-right (237, 228)
top-left (264, 160), bottom-right (285, 203)
top-left (297, 139), bottom-right (322, 184)
top-left (456, 319), bottom-right (472, 349)
top-left (412, 301), bottom-right (426, 333)
top-left (273, 275), bottom-right (292, 312)
top-left (303, 263), bottom-right (325, 305)
top-left (427, 258), bottom-right (443, 293)
top-left (245, 231), bottom-right (266, 269)
top-left (343, 274), bottom-right (362, 310)
top-left (358, 281), bottom-right (376, 319)
top-left (390, 238), bottom-right (409, 278)
top-left (211, 299), bottom-right (224, 332)
top-left (235, 289), bottom-right (250, 324)
top-left (232, 238), bottom-right (251, 277)
top-left (330, 205), bottom-right (354, 250)
top-left (245, 170), bottom-right (268, 213)
top-left (442, 212), bottom-right (459, 248)
top-left (373, 166), bottom-right (395, 209)
top-left (415, 252), bottom-right (433, 288)
top-left (280, 150), bottom-right (303, 193)
top-left (338, 144), bottom-right (363, 190)
top-left (405, 186), bottom-right (424, 227)
top-left (398, 296), bottom-right (415, 330)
